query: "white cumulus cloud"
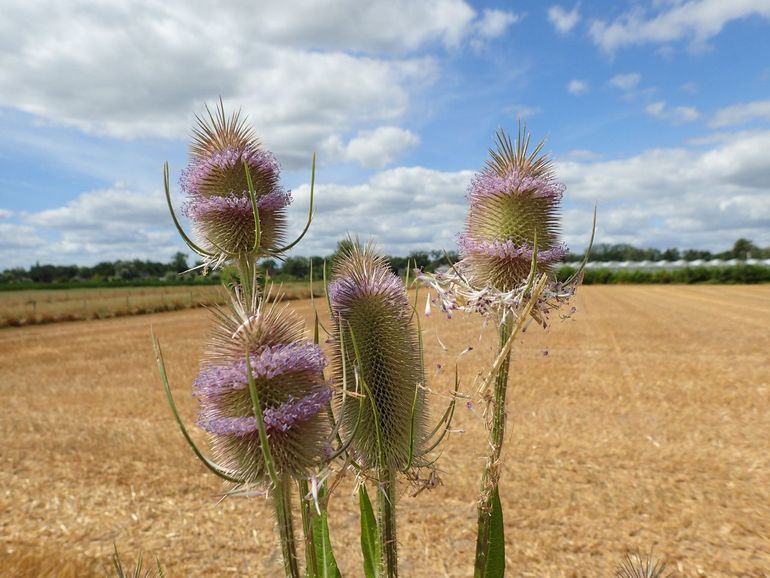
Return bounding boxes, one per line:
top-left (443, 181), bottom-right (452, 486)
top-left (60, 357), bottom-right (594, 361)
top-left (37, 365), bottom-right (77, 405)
top-left (548, 4), bottom-right (581, 34)
top-left (8, 129), bottom-right (770, 266)
top-left (321, 127), bottom-right (421, 169)
top-left (557, 130), bottom-right (770, 250)
top-left (284, 166), bottom-right (474, 256)
top-left (0, 0), bottom-right (507, 169)
top-left (645, 101), bottom-right (700, 123)
top-left (14, 186), bottom-right (180, 266)
top-left (475, 9), bottom-right (520, 38)
top-left (710, 99), bottom-right (770, 128)
top-left (609, 73), bottom-right (642, 91)
top-left (589, 0), bottom-right (770, 53)
top-left (567, 79), bottom-right (589, 95)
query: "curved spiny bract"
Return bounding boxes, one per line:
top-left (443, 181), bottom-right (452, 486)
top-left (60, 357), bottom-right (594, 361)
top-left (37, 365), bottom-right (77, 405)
top-left (180, 103), bottom-right (291, 261)
top-left (194, 297), bottom-right (331, 483)
top-left (460, 127), bottom-right (566, 291)
top-left (328, 242), bottom-right (427, 471)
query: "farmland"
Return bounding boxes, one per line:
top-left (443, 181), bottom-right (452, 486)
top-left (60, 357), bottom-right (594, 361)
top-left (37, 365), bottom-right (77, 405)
top-left (0, 283), bottom-right (317, 328)
top-left (1, 286), bottom-right (768, 577)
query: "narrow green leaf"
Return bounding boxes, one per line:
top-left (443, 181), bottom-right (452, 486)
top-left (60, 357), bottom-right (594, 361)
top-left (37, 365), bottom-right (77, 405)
top-left (564, 204), bottom-right (597, 286)
top-left (484, 488), bottom-right (506, 578)
top-left (312, 484), bottom-right (342, 578)
top-left (152, 331), bottom-right (244, 484)
top-left (162, 162), bottom-right (215, 258)
top-left (243, 160), bottom-right (262, 253)
top-left (272, 153), bottom-right (316, 254)
top-left (359, 484), bottom-right (380, 578)
top-left (421, 364), bottom-right (460, 455)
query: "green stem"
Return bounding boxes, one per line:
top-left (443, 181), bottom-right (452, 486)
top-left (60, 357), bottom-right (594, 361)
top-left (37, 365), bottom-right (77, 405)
top-left (298, 478), bottom-right (318, 578)
top-left (238, 253), bottom-right (256, 305)
top-left (274, 474), bottom-right (301, 578)
top-left (377, 467), bottom-right (398, 578)
top-left (474, 315), bottom-right (514, 578)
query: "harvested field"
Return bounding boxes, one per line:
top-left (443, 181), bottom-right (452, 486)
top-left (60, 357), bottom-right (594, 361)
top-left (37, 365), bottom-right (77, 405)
top-left (0, 283), bottom-right (316, 328)
top-left (1, 285), bottom-right (768, 577)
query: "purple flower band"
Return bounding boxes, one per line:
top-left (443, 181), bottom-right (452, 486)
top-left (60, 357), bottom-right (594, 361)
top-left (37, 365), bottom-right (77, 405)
top-left (193, 342), bottom-right (326, 397)
top-left (468, 169), bottom-right (565, 206)
top-left (458, 234), bottom-right (568, 263)
top-left (328, 270), bottom-right (408, 316)
top-left (198, 387), bottom-right (332, 436)
top-left (180, 146), bottom-right (281, 196)
top-left (183, 189), bottom-right (292, 221)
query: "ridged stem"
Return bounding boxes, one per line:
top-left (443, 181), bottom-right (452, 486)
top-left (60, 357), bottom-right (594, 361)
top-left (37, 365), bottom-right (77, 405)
top-left (274, 474), bottom-right (301, 578)
top-left (474, 314), bottom-right (513, 578)
top-left (298, 478), bottom-right (319, 577)
top-left (377, 466), bottom-right (399, 578)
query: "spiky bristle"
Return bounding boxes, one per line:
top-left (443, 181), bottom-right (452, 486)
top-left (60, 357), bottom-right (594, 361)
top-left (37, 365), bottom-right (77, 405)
top-left (614, 550), bottom-right (671, 578)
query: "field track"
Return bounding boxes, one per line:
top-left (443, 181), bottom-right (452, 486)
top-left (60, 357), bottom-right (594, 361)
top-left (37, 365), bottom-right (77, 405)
top-left (1, 285), bottom-right (768, 577)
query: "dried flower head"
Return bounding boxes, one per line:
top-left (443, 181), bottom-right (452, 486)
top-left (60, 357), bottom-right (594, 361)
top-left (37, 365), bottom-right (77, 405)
top-left (193, 292), bottom-right (331, 482)
top-left (328, 241), bottom-right (427, 470)
top-left (180, 103), bottom-right (291, 264)
top-left (461, 126), bottom-right (566, 291)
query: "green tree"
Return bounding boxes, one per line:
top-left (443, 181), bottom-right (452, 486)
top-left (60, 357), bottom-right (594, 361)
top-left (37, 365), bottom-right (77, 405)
top-left (731, 238), bottom-right (759, 260)
top-left (282, 256), bottom-right (310, 279)
top-left (329, 238), bottom-right (356, 267)
top-left (171, 252), bottom-right (189, 273)
top-left (662, 248), bottom-right (680, 261)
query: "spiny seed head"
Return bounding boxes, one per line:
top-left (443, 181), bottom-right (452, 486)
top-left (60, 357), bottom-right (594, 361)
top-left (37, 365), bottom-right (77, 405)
top-left (194, 296), bottom-right (331, 482)
top-left (328, 241), bottom-right (427, 470)
top-left (614, 551), bottom-right (671, 578)
top-left (180, 102), bottom-right (291, 260)
top-left (461, 126), bottom-right (566, 291)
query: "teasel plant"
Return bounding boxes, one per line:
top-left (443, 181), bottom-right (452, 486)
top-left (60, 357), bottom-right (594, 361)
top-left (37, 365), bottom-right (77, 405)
top-left (418, 125), bottom-right (595, 577)
top-left (326, 240), bottom-right (459, 578)
top-left (152, 102), bottom-right (347, 578)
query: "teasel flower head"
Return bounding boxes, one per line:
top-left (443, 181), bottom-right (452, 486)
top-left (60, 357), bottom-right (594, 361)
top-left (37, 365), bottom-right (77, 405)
top-left (192, 288), bottom-right (332, 483)
top-left (418, 125), bottom-right (592, 326)
top-left (460, 126), bottom-right (566, 291)
top-left (328, 241), bottom-right (428, 471)
top-left (178, 102), bottom-right (292, 267)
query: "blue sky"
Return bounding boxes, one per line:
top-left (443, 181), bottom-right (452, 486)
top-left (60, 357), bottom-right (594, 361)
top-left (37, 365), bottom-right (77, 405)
top-left (1, 0), bottom-right (770, 267)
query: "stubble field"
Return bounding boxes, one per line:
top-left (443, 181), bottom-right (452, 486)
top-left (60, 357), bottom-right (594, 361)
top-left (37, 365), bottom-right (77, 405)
top-left (1, 285), bottom-right (768, 577)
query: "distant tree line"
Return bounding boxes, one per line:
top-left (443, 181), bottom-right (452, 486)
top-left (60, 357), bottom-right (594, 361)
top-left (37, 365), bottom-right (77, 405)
top-left (0, 252), bottom-right (212, 288)
top-left (563, 238), bottom-right (769, 263)
top-left (262, 239), bottom-right (459, 282)
top-left (1, 238), bottom-right (767, 288)
top-left (556, 264), bottom-right (770, 285)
